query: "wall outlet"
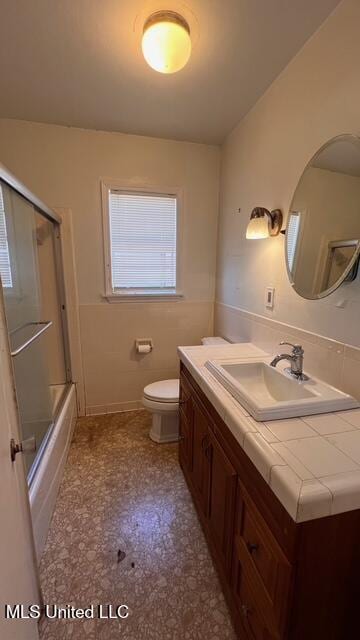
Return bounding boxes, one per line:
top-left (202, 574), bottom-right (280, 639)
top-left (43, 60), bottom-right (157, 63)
top-left (265, 287), bottom-right (275, 309)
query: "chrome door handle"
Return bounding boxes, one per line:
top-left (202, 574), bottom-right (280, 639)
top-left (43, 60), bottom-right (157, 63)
top-left (10, 436), bottom-right (37, 462)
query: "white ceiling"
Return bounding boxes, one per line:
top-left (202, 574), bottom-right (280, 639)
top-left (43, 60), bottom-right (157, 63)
top-left (0, 0), bottom-right (341, 144)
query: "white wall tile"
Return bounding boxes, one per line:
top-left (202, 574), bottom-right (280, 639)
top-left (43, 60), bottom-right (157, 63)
top-left (0, 120), bottom-right (219, 411)
top-left (80, 301), bottom-right (214, 407)
top-left (336, 408), bottom-right (360, 428)
top-left (215, 303), bottom-right (360, 400)
top-left (341, 356), bottom-right (360, 401)
top-left (215, 0), bottom-right (360, 387)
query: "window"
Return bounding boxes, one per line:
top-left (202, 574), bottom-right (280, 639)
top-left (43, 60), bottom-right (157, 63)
top-left (0, 185), bottom-right (12, 288)
top-left (286, 211), bottom-right (301, 275)
top-left (102, 183), bottom-right (181, 300)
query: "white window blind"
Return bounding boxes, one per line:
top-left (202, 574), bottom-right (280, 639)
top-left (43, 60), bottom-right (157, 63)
top-left (109, 191), bottom-right (177, 291)
top-left (286, 212), bottom-right (301, 274)
top-left (0, 185), bottom-right (12, 288)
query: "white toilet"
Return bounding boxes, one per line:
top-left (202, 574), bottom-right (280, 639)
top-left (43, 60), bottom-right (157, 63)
top-left (142, 336), bottom-right (228, 443)
top-left (142, 379), bottom-right (180, 443)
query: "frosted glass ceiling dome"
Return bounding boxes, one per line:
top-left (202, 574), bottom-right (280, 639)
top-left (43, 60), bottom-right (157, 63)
top-left (142, 11), bottom-right (191, 74)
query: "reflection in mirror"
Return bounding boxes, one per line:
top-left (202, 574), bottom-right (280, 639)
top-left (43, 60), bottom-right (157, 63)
top-left (285, 135), bottom-right (360, 299)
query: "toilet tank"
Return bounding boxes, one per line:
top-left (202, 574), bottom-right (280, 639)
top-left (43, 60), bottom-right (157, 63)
top-left (201, 336), bottom-right (229, 345)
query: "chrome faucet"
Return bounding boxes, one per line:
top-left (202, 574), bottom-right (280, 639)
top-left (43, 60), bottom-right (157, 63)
top-left (270, 342), bottom-right (308, 381)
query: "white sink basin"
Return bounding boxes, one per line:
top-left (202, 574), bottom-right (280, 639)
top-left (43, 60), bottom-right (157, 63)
top-left (205, 358), bottom-right (359, 421)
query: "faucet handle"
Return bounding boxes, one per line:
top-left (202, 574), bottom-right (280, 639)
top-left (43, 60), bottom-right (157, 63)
top-left (280, 341), bottom-right (303, 354)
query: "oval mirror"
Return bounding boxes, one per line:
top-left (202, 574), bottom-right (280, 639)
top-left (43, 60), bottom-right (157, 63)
top-left (285, 134), bottom-right (360, 299)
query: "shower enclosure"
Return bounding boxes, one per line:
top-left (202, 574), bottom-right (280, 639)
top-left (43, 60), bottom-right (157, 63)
top-left (0, 165), bottom-right (76, 557)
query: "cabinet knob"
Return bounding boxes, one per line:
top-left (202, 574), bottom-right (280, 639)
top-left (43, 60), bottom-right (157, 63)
top-left (246, 542), bottom-right (259, 554)
top-left (241, 604), bottom-right (250, 617)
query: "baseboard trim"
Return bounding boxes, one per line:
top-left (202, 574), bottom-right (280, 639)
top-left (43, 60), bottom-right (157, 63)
top-left (85, 400), bottom-right (144, 416)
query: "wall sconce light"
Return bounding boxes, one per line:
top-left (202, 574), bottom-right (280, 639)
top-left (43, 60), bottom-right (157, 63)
top-left (246, 207), bottom-right (283, 239)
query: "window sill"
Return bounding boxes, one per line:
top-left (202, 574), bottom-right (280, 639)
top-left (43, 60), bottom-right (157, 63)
top-left (103, 291), bottom-right (184, 303)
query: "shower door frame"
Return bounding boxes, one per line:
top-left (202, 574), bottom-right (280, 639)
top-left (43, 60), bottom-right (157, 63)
top-left (0, 162), bottom-right (73, 479)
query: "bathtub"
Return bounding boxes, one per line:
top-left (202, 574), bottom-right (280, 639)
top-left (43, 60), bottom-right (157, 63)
top-left (29, 384), bottom-right (77, 561)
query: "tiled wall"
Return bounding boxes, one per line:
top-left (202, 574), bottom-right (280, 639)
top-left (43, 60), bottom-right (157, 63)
top-left (0, 120), bottom-right (220, 413)
top-left (81, 300), bottom-right (213, 414)
top-left (216, 0), bottom-right (360, 388)
top-left (215, 302), bottom-right (360, 401)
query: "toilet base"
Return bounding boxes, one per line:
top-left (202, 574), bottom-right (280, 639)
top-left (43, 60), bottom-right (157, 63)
top-left (149, 411), bottom-right (179, 443)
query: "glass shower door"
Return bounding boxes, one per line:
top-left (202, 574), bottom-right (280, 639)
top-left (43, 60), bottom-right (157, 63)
top-left (0, 181), bottom-right (68, 478)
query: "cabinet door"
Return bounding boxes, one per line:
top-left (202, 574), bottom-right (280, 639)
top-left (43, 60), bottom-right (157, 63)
top-left (233, 557), bottom-right (279, 640)
top-left (179, 408), bottom-right (193, 472)
top-left (179, 374), bottom-right (193, 473)
top-left (179, 373), bottom-right (193, 425)
top-left (207, 430), bottom-right (237, 575)
top-left (192, 399), bottom-right (211, 515)
top-left (233, 485), bottom-right (291, 636)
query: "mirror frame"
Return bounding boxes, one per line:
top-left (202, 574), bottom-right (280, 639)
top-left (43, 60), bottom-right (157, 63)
top-left (285, 133), bottom-right (360, 300)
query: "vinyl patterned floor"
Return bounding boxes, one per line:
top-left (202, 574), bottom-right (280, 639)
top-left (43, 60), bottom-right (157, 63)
top-left (39, 410), bottom-right (236, 640)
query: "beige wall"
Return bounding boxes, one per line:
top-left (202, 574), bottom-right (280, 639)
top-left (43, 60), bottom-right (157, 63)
top-left (0, 120), bottom-right (220, 412)
top-left (216, 0), bottom-right (360, 394)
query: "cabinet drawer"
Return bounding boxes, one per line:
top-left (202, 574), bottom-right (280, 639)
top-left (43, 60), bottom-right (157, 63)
top-left (235, 484), bottom-right (292, 635)
top-left (233, 553), bottom-right (279, 640)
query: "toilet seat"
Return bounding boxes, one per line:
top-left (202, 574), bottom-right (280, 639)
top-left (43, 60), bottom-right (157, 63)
top-left (143, 379), bottom-right (179, 403)
top-left (142, 397), bottom-right (178, 413)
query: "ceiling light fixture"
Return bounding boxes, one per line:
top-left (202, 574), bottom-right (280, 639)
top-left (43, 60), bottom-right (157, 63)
top-left (246, 207), bottom-right (283, 239)
top-left (142, 11), bottom-right (191, 74)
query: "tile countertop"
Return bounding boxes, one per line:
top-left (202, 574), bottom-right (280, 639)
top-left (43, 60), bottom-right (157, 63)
top-left (177, 342), bottom-right (360, 523)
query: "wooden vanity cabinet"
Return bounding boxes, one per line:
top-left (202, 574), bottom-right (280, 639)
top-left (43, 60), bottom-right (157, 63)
top-left (191, 399), bottom-right (211, 515)
top-left (179, 362), bottom-right (360, 640)
top-left (207, 428), bottom-right (237, 575)
top-left (232, 483), bottom-right (292, 639)
top-left (180, 380), bottom-right (237, 576)
top-left (179, 372), bottom-right (193, 471)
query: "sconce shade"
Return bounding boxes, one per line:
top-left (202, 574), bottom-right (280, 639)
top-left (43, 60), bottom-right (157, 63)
top-left (246, 215), bottom-right (270, 239)
top-left (246, 207), bottom-right (283, 239)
